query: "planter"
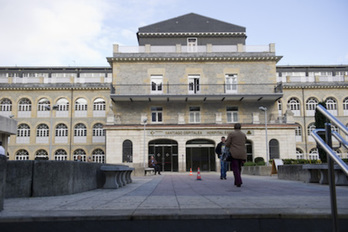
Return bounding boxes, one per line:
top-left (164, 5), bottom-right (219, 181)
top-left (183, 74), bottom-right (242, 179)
top-left (242, 165), bottom-right (272, 176)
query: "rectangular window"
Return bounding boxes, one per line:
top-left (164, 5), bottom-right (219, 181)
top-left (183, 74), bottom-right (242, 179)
top-left (188, 75), bottom-right (200, 94)
top-left (225, 74), bottom-right (237, 93)
top-left (187, 38), bottom-right (197, 52)
top-left (151, 107), bottom-right (163, 123)
top-left (189, 106), bottom-right (200, 123)
top-left (226, 106), bottom-right (238, 123)
top-left (151, 75), bottom-right (163, 94)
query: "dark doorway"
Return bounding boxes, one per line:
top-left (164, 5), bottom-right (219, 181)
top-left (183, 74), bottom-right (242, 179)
top-left (148, 139), bottom-right (178, 172)
top-left (186, 139), bottom-right (216, 172)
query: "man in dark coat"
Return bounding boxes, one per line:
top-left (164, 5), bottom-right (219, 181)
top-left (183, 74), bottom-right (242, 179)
top-left (225, 123), bottom-right (247, 187)
top-left (215, 136), bottom-right (227, 179)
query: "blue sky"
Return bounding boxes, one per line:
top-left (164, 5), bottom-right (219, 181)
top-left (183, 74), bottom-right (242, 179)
top-left (0, 0), bottom-right (347, 66)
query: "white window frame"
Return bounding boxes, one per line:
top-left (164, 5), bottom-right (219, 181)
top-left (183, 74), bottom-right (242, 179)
top-left (288, 97), bottom-right (300, 116)
top-left (189, 106), bottom-right (200, 123)
top-left (92, 149), bottom-right (105, 163)
top-left (344, 97), bottom-right (348, 116)
top-left (226, 106), bottom-right (238, 123)
top-left (225, 74), bottom-right (237, 93)
top-left (188, 75), bottom-right (200, 94)
top-left (151, 75), bottom-right (163, 94)
top-left (92, 123), bottom-right (105, 143)
top-left (55, 149), bottom-right (67, 161)
top-left (326, 97), bottom-right (337, 116)
top-left (151, 107), bottom-right (163, 123)
top-left (306, 97), bottom-right (318, 116)
top-left (187, 37), bottom-right (197, 52)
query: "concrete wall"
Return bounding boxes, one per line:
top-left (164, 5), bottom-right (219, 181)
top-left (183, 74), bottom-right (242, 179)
top-left (277, 164), bottom-right (308, 182)
top-left (5, 161), bottom-right (109, 198)
top-left (0, 156), bottom-right (6, 210)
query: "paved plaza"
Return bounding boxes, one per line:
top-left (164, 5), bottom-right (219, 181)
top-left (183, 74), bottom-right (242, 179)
top-left (0, 173), bottom-right (348, 231)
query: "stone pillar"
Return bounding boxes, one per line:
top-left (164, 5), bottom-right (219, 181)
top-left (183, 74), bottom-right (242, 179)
top-left (215, 112), bottom-right (222, 124)
top-left (237, 44), bottom-right (244, 52)
top-left (145, 44), bottom-right (151, 53)
top-left (113, 44), bottom-right (119, 53)
top-left (269, 43), bottom-right (275, 53)
top-left (0, 155), bottom-right (7, 211)
top-left (252, 112), bottom-right (260, 124)
top-left (176, 44), bottom-right (182, 53)
top-left (207, 44), bottom-right (212, 53)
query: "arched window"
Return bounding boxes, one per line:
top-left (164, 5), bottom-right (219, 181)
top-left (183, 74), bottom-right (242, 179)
top-left (75, 98), bottom-right (87, 117)
top-left (74, 123), bottom-right (87, 143)
top-left (18, 98), bottom-right (31, 111)
top-left (35, 149), bottom-right (48, 160)
top-left (17, 124), bottom-right (30, 137)
top-left (0, 98), bottom-right (12, 117)
top-left (122, 140), bottom-right (133, 163)
top-left (36, 124), bottom-right (49, 144)
top-left (73, 149), bottom-right (86, 161)
top-left (55, 123), bottom-right (68, 144)
top-left (343, 97), bottom-right (348, 116)
top-left (307, 122), bottom-right (316, 136)
top-left (56, 123), bottom-right (68, 137)
top-left (92, 123), bottom-right (105, 143)
top-left (74, 123), bottom-right (87, 136)
top-left (288, 97), bottom-right (300, 116)
top-left (17, 124), bottom-right (30, 144)
top-left (309, 148), bottom-right (319, 160)
top-left (16, 149), bottom-right (29, 160)
top-left (326, 97), bottom-right (337, 116)
top-left (18, 98), bottom-right (31, 118)
top-left (36, 124), bottom-right (49, 137)
top-left (296, 148), bottom-right (304, 159)
top-left (295, 124), bottom-right (302, 142)
top-left (93, 98), bottom-right (106, 117)
top-left (56, 98), bottom-right (69, 117)
top-left (269, 139), bottom-right (279, 160)
top-left (37, 98), bottom-right (50, 111)
top-left (55, 149), bottom-right (67, 161)
top-left (92, 149), bottom-right (105, 163)
top-left (306, 97), bottom-right (318, 116)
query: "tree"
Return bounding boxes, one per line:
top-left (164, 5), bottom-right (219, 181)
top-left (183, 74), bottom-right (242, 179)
top-left (314, 101), bottom-right (327, 163)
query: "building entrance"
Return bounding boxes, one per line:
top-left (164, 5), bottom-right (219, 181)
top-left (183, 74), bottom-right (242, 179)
top-left (148, 139), bottom-right (178, 172)
top-left (186, 139), bottom-right (216, 172)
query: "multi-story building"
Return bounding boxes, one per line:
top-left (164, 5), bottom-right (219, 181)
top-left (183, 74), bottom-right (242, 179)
top-left (0, 13), bottom-right (347, 173)
top-left (0, 67), bottom-right (112, 162)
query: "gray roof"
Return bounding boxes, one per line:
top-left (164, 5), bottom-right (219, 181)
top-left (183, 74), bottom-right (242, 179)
top-left (137, 13), bottom-right (246, 34)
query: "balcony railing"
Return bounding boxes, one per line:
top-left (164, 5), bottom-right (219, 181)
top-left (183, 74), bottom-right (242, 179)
top-left (115, 44), bottom-right (274, 54)
top-left (111, 83), bottom-right (282, 95)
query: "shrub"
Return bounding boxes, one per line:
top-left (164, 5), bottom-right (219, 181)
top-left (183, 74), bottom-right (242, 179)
top-left (243, 162), bottom-right (256, 166)
top-left (254, 157), bottom-right (264, 163)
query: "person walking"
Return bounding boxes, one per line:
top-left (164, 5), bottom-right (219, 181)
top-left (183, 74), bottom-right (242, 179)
top-left (148, 155), bottom-right (161, 175)
top-left (225, 123), bottom-right (247, 187)
top-left (215, 136), bottom-right (228, 180)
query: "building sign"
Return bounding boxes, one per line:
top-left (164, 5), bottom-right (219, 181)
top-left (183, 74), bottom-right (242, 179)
top-left (149, 129), bottom-right (253, 136)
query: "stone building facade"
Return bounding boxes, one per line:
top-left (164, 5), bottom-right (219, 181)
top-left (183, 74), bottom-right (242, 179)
top-left (0, 13), bottom-right (347, 173)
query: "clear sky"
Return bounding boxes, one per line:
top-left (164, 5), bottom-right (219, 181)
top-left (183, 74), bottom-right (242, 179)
top-left (0, 0), bottom-right (347, 67)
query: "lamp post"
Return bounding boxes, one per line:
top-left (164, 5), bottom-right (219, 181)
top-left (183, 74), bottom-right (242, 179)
top-left (259, 106), bottom-right (269, 165)
top-left (46, 105), bottom-right (58, 160)
top-left (143, 117), bottom-right (148, 168)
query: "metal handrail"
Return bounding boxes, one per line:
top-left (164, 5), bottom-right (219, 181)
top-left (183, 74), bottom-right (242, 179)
top-left (310, 104), bottom-right (348, 232)
top-left (311, 129), bottom-right (348, 176)
top-left (316, 104), bottom-right (348, 135)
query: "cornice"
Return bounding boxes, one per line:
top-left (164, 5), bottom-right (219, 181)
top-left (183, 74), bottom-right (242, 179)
top-left (137, 32), bottom-right (246, 37)
top-left (0, 85), bottom-right (110, 91)
top-left (283, 84), bottom-right (348, 89)
top-left (107, 56), bottom-right (282, 63)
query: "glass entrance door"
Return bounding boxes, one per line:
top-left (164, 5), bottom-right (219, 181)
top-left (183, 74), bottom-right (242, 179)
top-left (149, 139), bottom-right (178, 172)
top-left (186, 139), bottom-right (216, 172)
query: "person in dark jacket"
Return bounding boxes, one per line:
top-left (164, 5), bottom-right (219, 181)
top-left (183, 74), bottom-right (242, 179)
top-left (225, 123), bottom-right (247, 187)
top-left (215, 136), bottom-right (227, 180)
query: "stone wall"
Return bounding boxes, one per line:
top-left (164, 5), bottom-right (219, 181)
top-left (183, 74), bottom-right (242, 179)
top-left (5, 161), bottom-right (108, 198)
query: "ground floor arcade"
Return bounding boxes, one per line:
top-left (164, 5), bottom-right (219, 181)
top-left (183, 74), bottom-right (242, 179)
top-left (105, 125), bottom-right (297, 173)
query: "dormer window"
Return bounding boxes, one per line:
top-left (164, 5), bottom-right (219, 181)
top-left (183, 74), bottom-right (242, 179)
top-left (187, 38), bottom-right (197, 52)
